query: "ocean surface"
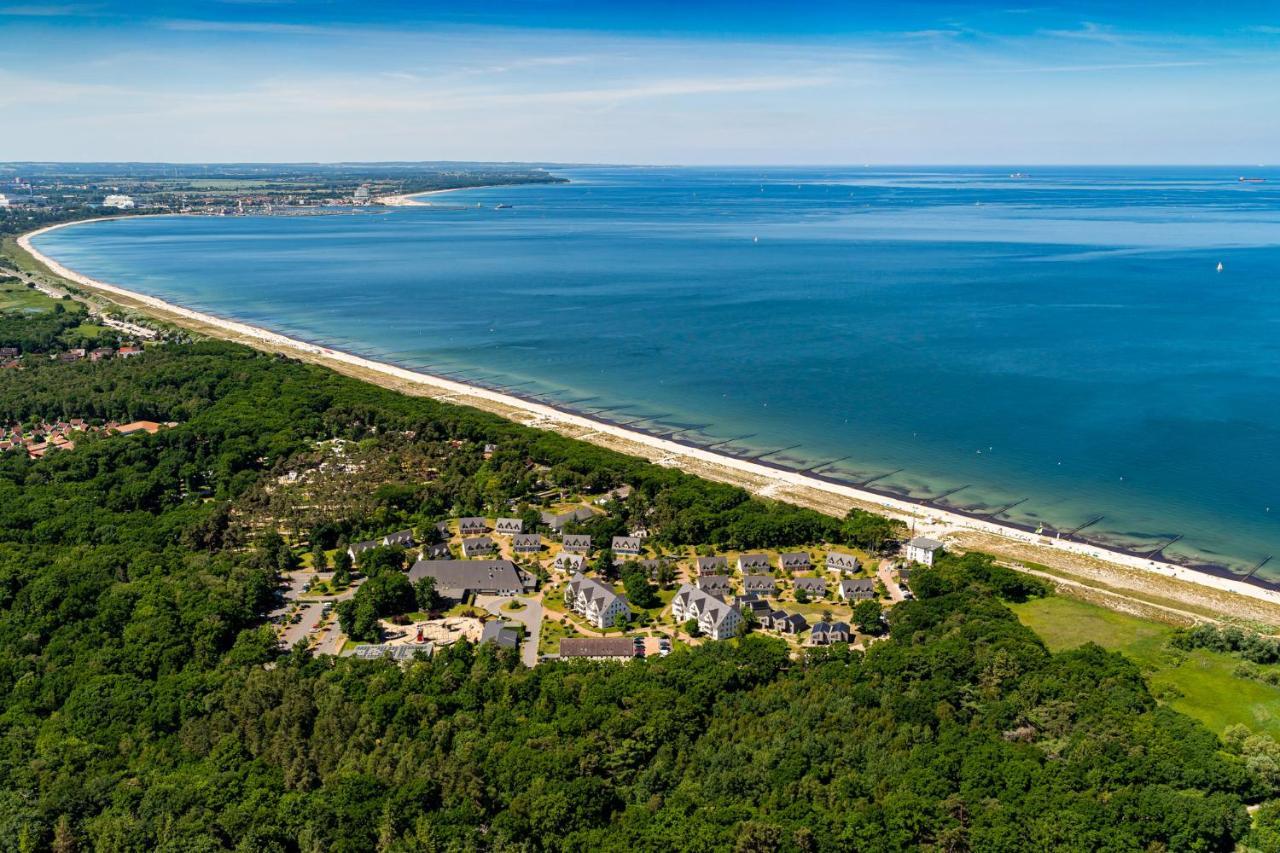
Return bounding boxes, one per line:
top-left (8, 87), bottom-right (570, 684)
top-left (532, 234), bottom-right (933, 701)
top-left (33, 167), bottom-right (1280, 582)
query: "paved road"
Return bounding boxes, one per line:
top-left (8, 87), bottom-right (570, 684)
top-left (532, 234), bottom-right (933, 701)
top-left (877, 559), bottom-right (906, 603)
top-left (476, 594), bottom-right (544, 667)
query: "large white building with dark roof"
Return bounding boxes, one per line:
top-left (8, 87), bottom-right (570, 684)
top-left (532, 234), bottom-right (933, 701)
top-left (564, 573), bottom-right (630, 628)
top-left (671, 583), bottom-right (742, 640)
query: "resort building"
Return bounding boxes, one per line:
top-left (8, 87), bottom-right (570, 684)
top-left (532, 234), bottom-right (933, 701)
top-left (541, 506), bottom-right (595, 531)
top-left (462, 536), bottom-right (498, 558)
top-left (825, 551), bottom-right (862, 574)
top-left (695, 556), bottom-right (728, 574)
top-left (837, 578), bottom-right (876, 602)
top-left (611, 536), bottom-right (643, 556)
top-left (793, 577), bottom-right (828, 598)
top-left (779, 552), bottom-right (811, 572)
top-left (407, 559), bottom-right (526, 601)
top-left (347, 529), bottom-right (416, 562)
top-left (480, 620), bottom-right (521, 651)
top-left (0, 194), bottom-right (8, 208)
top-left (695, 575), bottom-right (732, 598)
top-left (422, 542), bottom-right (452, 560)
top-left (737, 553), bottom-right (771, 573)
top-left (811, 621), bottom-right (851, 645)
top-left (552, 552), bottom-right (587, 573)
top-left (511, 533), bottom-right (542, 554)
top-left (559, 637), bottom-right (640, 662)
top-left (103, 194), bottom-right (135, 209)
top-left (495, 517), bottom-right (523, 535)
top-left (671, 583), bottom-right (742, 640)
top-left (561, 534), bottom-right (592, 554)
top-left (905, 537), bottom-right (944, 566)
top-left (742, 575), bottom-right (778, 596)
top-left (564, 573), bottom-right (631, 629)
top-left (458, 517), bottom-right (488, 535)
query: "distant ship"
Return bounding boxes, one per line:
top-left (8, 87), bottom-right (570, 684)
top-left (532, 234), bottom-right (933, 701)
top-left (495, 203), bottom-right (513, 209)
top-left (1217, 262), bottom-right (1224, 273)
top-left (1239, 177), bottom-right (1266, 183)
top-left (1009, 172), bottom-right (1028, 179)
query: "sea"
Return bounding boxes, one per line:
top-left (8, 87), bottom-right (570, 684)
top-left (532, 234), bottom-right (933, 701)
top-left (32, 166), bottom-right (1280, 584)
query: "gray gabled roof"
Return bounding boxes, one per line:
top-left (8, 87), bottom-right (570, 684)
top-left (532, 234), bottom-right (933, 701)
top-left (481, 620), bottom-right (521, 650)
top-left (408, 559), bottom-right (522, 596)
top-left (541, 506), bottom-right (595, 528)
top-left (793, 577), bottom-right (828, 594)
top-left (495, 517), bottom-right (523, 533)
top-left (512, 533), bottom-right (542, 551)
top-left (611, 536), bottom-right (642, 552)
top-left (459, 516), bottom-right (487, 529)
top-left (737, 553), bottom-right (771, 568)
top-left (742, 575), bottom-right (777, 592)
top-left (696, 574), bottom-right (731, 593)
top-left (907, 536), bottom-right (944, 551)
top-left (696, 556), bottom-right (728, 571)
top-left (779, 551), bottom-right (810, 567)
top-left (462, 536), bottom-right (496, 550)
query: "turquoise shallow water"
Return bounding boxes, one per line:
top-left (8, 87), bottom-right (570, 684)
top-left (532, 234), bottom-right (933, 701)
top-left (33, 166), bottom-right (1280, 583)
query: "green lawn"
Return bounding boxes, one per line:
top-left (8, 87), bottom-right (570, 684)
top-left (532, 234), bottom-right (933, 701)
top-left (0, 280), bottom-right (60, 313)
top-left (1012, 596), bottom-right (1280, 739)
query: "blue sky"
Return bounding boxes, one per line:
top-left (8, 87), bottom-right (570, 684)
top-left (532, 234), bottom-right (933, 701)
top-left (2, 1), bottom-right (1277, 163)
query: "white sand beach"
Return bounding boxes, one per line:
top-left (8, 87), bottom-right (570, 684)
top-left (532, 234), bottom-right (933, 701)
top-left (18, 219), bottom-right (1280, 620)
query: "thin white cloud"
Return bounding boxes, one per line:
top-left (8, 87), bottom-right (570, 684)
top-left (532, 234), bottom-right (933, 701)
top-left (0, 3), bottom-right (98, 15)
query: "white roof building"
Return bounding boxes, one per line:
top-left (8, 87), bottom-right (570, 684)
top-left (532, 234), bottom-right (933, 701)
top-left (905, 537), bottom-right (944, 566)
top-left (103, 194), bottom-right (135, 209)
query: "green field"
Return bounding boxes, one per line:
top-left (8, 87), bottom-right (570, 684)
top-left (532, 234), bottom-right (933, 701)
top-left (1013, 596), bottom-right (1280, 739)
top-left (0, 280), bottom-right (60, 313)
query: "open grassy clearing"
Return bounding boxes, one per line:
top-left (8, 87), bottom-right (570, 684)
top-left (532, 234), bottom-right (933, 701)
top-left (1012, 595), bottom-right (1280, 739)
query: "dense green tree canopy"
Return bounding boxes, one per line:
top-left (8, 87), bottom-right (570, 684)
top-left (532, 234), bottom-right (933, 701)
top-left (0, 341), bottom-right (1267, 851)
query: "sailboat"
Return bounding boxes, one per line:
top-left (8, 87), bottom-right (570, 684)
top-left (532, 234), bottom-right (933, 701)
top-left (1217, 262), bottom-right (1224, 273)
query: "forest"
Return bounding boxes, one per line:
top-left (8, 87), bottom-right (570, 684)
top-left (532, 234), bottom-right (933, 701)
top-left (0, 340), bottom-right (1275, 851)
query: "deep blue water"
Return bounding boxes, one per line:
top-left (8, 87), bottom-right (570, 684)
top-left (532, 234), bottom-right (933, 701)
top-left (34, 167), bottom-right (1280, 580)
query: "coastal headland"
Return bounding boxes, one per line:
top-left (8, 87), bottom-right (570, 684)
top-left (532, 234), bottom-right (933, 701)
top-left (17, 201), bottom-right (1280, 628)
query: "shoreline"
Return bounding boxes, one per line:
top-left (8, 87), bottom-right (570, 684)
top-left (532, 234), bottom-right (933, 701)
top-left (17, 218), bottom-right (1280, 616)
top-left (375, 184), bottom-right (517, 206)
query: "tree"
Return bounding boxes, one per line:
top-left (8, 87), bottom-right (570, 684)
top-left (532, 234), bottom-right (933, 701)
top-left (684, 618), bottom-right (701, 638)
top-left (621, 566), bottom-right (659, 609)
top-left (414, 576), bottom-right (440, 612)
top-left (358, 545), bottom-right (408, 576)
top-left (853, 599), bottom-right (883, 635)
top-left (795, 587), bottom-right (810, 604)
top-left (842, 508), bottom-right (902, 553)
top-left (311, 543), bottom-right (329, 572)
top-left (333, 548), bottom-right (353, 574)
top-left (593, 549), bottom-right (617, 581)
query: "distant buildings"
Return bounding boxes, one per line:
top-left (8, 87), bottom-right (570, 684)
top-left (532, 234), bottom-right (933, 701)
top-left (103, 194), bottom-right (135, 209)
top-left (671, 583), bottom-right (742, 640)
top-left (905, 537), bottom-right (944, 566)
top-left (564, 573), bottom-right (630, 628)
top-left (737, 553), bottom-right (771, 573)
top-left (0, 194), bottom-right (8, 208)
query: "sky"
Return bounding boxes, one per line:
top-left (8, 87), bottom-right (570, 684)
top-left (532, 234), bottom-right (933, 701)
top-left (1, 1), bottom-right (1278, 164)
